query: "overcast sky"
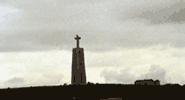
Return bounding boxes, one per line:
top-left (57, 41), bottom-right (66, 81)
top-left (0, 0), bottom-right (185, 88)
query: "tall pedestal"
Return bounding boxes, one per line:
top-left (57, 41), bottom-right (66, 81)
top-left (71, 48), bottom-right (86, 85)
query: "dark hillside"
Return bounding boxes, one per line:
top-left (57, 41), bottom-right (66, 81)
top-left (3, 83), bottom-right (184, 100)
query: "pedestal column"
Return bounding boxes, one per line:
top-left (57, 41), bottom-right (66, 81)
top-left (71, 35), bottom-right (86, 85)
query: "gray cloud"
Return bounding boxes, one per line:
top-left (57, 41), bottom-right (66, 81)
top-left (3, 77), bottom-right (25, 88)
top-left (119, 0), bottom-right (185, 24)
top-left (42, 74), bottom-right (63, 85)
top-left (100, 67), bottom-right (137, 84)
top-left (0, 0), bottom-right (184, 53)
top-left (0, 29), bottom-right (75, 52)
top-left (6, 77), bottom-right (24, 83)
top-left (1, 27), bottom-right (184, 53)
top-left (100, 64), bottom-right (167, 84)
top-left (180, 80), bottom-right (185, 85)
top-left (171, 51), bottom-right (185, 57)
top-left (138, 64), bottom-right (167, 84)
top-left (3, 74), bottom-right (63, 87)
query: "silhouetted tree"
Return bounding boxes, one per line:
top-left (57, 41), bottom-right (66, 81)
top-left (64, 83), bottom-right (67, 86)
top-left (87, 82), bottom-right (94, 85)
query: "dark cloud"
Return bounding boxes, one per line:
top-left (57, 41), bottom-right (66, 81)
top-left (100, 64), bottom-right (167, 84)
top-left (123, 0), bottom-right (185, 24)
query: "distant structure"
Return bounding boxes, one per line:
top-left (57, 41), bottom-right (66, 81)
top-left (135, 79), bottom-right (160, 85)
top-left (101, 97), bottom-right (122, 100)
top-left (155, 80), bottom-right (160, 85)
top-left (71, 35), bottom-right (86, 85)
